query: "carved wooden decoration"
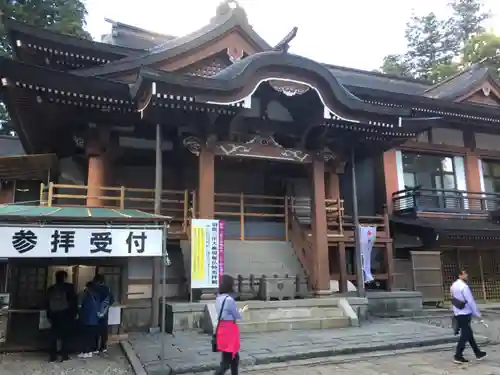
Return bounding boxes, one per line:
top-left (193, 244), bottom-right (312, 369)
top-left (215, 140), bottom-right (311, 163)
top-left (182, 134), bottom-right (337, 164)
top-left (269, 80), bottom-right (310, 97)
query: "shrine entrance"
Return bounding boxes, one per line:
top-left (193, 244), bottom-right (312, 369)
top-left (5, 260), bottom-right (123, 350)
top-left (0, 205), bottom-right (168, 351)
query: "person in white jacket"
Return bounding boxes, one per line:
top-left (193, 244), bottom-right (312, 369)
top-left (450, 269), bottom-right (486, 364)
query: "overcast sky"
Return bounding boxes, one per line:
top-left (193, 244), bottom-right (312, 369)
top-left (85, 0), bottom-right (500, 71)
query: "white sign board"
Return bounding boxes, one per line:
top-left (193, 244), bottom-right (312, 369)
top-left (359, 226), bottom-right (376, 283)
top-left (190, 219), bottom-right (225, 289)
top-left (0, 226), bottom-right (163, 258)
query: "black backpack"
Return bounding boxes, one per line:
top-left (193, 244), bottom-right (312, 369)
top-left (49, 285), bottom-right (69, 312)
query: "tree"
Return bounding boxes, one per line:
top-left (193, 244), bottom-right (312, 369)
top-left (0, 0), bottom-right (91, 136)
top-left (402, 13), bottom-right (455, 80)
top-left (462, 33), bottom-right (500, 65)
top-left (0, 0), bottom-right (91, 55)
top-left (380, 0), bottom-right (491, 83)
top-left (448, 0), bottom-right (490, 50)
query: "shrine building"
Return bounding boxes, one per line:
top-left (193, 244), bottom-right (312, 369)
top-left (1, 0), bottom-right (500, 345)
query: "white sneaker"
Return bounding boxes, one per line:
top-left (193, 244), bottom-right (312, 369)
top-left (78, 352), bottom-right (92, 359)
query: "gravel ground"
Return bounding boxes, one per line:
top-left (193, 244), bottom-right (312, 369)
top-left (0, 346), bottom-right (133, 375)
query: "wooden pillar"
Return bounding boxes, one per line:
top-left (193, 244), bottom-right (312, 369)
top-left (86, 130), bottom-right (108, 207)
top-left (325, 170), bottom-right (340, 201)
top-left (198, 144), bottom-right (215, 219)
top-left (465, 152), bottom-right (482, 192)
top-left (311, 158), bottom-right (330, 292)
top-left (326, 170), bottom-right (347, 292)
top-left (383, 150), bottom-right (399, 213)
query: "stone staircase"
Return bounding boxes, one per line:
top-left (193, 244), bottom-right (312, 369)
top-left (204, 298), bottom-right (354, 333)
top-left (181, 239), bottom-right (305, 279)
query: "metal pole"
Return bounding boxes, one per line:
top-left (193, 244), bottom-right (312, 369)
top-left (160, 221), bottom-right (168, 371)
top-left (152, 124), bottom-right (163, 329)
top-left (154, 124), bottom-right (163, 213)
top-left (351, 149), bottom-right (365, 297)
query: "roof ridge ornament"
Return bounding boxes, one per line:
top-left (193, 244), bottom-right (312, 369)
top-left (272, 27), bottom-right (298, 53)
top-left (214, 0), bottom-right (247, 22)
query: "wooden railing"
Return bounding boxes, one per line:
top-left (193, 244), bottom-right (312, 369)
top-left (326, 198), bottom-right (344, 236)
top-left (289, 210), bottom-right (313, 287)
top-left (211, 193), bottom-right (288, 241)
top-left (38, 182), bottom-right (389, 240)
top-left (39, 182), bottom-right (190, 230)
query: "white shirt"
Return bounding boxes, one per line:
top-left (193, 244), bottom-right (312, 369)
top-left (450, 279), bottom-right (480, 317)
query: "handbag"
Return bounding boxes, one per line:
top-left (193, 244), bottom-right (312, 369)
top-left (211, 296), bottom-right (228, 353)
top-left (451, 289), bottom-right (467, 310)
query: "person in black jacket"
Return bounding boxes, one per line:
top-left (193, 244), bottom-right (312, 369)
top-left (45, 270), bottom-right (77, 362)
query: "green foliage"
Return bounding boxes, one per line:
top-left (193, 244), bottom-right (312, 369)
top-left (380, 54), bottom-right (412, 77)
top-left (0, 0), bottom-right (90, 136)
top-left (380, 0), bottom-right (497, 83)
top-left (448, 0), bottom-right (490, 47)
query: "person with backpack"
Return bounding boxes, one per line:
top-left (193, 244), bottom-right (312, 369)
top-left (45, 270), bottom-right (77, 362)
top-left (93, 274), bottom-right (115, 353)
top-left (77, 281), bottom-right (100, 358)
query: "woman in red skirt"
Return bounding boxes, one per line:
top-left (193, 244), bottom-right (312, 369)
top-left (214, 275), bottom-right (247, 375)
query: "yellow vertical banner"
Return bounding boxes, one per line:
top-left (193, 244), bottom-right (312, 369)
top-left (191, 226), bottom-right (205, 281)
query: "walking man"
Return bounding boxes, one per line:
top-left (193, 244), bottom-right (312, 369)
top-left (451, 269), bottom-right (486, 364)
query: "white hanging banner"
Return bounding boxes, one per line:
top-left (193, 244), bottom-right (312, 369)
top-left (359, 226), bottom-right (376, 283)
top-left (0, 226), bottom-right (163, 258)
top-left (190, 219), bottom-right (225, 289)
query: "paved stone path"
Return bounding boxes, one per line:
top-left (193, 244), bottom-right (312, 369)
top-left (0, 346), bottom-right (132, 375)
top-left (244, 344), bottom-right (500, 375)
top-left (407, 308), bottom-right (500, 342)
top-left (130, 321), bottom-right (474, 374)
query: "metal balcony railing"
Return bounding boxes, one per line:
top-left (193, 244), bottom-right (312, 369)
top-left (392, 187), bottom-right (500, 215)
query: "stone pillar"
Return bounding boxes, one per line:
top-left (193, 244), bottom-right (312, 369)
top-left (338, 242), bottom-right (348, 293)
top-left (385, 243), bottom-right (394, 291)
top-left (311, 158), bottom-right (330, 293)
top-left (86, 130), bottom-right (108, 207)
top-left (198, 145), bottom-right (215, 219)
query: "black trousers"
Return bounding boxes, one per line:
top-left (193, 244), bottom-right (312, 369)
top-left (214, 352), bottom-right (239, 375)
top-left (82, 325), bottom-right (98, 353)
top-left (455, 314), bottom-right (481, 358)
top-left (96, 318), bottom-right (108, 351)
top-left (48, 313), bottom-right (72, 360)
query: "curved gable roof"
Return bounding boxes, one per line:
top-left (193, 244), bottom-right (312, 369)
top-left (74, 4), bottom-right (270, 78)
top-left (134, 51), bottom-right (410, 118)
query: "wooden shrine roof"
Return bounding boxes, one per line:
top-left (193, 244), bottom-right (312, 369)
top-left (0, 154), bottom-right (57, 180)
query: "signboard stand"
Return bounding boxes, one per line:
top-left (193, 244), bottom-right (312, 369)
top-left (189, 219), bottom-right (225, 302)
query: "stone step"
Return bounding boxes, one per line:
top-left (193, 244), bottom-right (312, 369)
top-left (238, 316), bottom-right (351, 332)
top-left (244, 306), bottom-right (345, 321)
